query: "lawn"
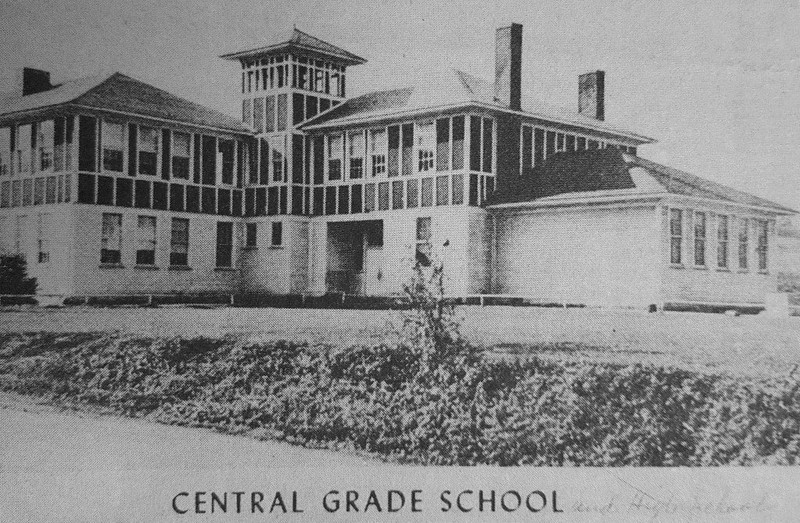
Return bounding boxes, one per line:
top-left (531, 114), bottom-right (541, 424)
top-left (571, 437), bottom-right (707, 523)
top-left (1, 305), bottom-right (799, 376)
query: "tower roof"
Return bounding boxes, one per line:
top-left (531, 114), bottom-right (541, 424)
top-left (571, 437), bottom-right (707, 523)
top-left (220, 28), bottom-right (366, 66)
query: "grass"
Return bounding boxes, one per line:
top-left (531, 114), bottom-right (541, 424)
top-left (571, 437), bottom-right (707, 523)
top-left (2, 305), bottom-right (799, 377)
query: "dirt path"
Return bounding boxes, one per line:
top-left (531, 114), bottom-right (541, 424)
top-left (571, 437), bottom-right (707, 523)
top-left (0, 393), bottom-right (376, 474)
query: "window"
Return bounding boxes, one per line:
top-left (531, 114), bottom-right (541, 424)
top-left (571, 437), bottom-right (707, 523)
top-left (101, 213), bottom-right (122, 264)
top-left (0, 127), bottom-right (10, 176)
top-left (328, 134), bottom-right (343, 180)
top-left (37, 213), bottom-right (50, 263)
top-left (15, 215), bottom-right (28, 261)
top-left (416, 121), bottom-right (435, 172)
top-left (271, 221), bottom-right (283, 247)
top-left (170, 218), bottom-right (189, 266)
top-left (215, 222), bottom-right (234, 268)
top-left (670, 209), bottom-right (683, 265)
top-left (415, 217), bottom-right (432, 266)
top-left (693, 212), bottom-right (706, 266)
top-left (757, 219), bottom-right (768, 271)
top-left (16, 124), bottom-right (32, 174)
top-left (136, 216), bottom-right (156, 265)
top-left (738, 218), bottom-right (749, 270)
top-left (348, 131), bottom-right (364, 179)
top-left (370, 129), bottom-right (387, 177)
top-left (218, 139), bottom-right (234, 184)
top-left (138, 126), bottom-right (158, 176)
top-left (272, 138), bottom-right (285, 182)
top-left (172, 132), bottom-right (190, 179)
top-left (246, 222), bottom-right (257, 247)
top-left (717, 214), bottom-right (729, 269)
top-left (38, 120), bottom-right (54, 171)
top-left (102, 121), bottom-right (124, 172)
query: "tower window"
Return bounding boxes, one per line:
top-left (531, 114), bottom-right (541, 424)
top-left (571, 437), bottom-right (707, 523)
top-left (102, 121), bottom-right (124, 172)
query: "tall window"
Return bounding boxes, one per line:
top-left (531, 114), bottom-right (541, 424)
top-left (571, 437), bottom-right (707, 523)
top-left (15, 215), bottom-right (28, 261)
top-left (271, 221), bottom-right (283, 247)
top-left (138, 126), bottom-right (158, 176)
top-left (218, 139), bottom-right (234, 184)
top-left (670, 209), bottom-right (683, 265)
top-left (172, 132), bottom-right (190, 179)
top-left (170, 218), bottom-right (189, 266)
top-left (738, 218), bottom-right (749, 270)
top-left (0, 127), bottom-right (9, 176)
top-left (757, 220), bottom-right (768, 271)
top-left (416, 122), bottom-right (435, 172)
top-left (328, 134), bottom-right (343, 180)
top-left (348, 131), bottom-right (364, 179)
top-left (102, 121), bottom-right (124, 172)
top-left (16, 124), bottom-right (32, 174)
top-left (101, 213), bottom-right (122, 264)
top-left (136, 216), bottom-right (156, 266)
top-left (246, 222), bottom-right (257, 247)
top-left (272, 138), bottom-right (285, 182)
top-left (415, 217), bottom-right (432, 266)
top-left (717, 214), bottom-right (729, 269)
top-left (37, 213), bottom-right (50, 263)
top-left (216, 221), bottom-right (234, 268)
top-left (38, 120), bottom-right (54, 172)
top-left (370, 129), bottom-right (387, 177)
top-left (693, 212), bottom-right (706, 266)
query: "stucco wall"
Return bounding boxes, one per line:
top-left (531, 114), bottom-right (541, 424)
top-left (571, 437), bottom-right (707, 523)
top-left (658, 202), bottom-right (778, 305)
top-left (70, 205), bottom-right (239, 296)
top-left (492, 204), bottom-right (661, 307)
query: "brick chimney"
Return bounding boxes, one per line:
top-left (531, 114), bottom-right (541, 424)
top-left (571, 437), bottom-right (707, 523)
top-left (578, 70), bottom-right (605, 121)
top-left (20, 68), bottom-right (55, 96)
top-left (495, 24), bottom-right (522, 111)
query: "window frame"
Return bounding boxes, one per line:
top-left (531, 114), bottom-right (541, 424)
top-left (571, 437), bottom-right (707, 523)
top-left (415, 121), bottom-right (435, 173)
top-left (135, 215), bottom-right (157, 266)
top-left (245, 222), bottom-right (258, 248)
top-left (738, 217), bottom-right (749, 271)
top-left (415, 216), bottom-right (432, 267)
top-left (101, 120), bottom-right (125, 173)
top-left (370, 128), bottom-right (387, 177)
top-left (693, 211), bottom-right (706, 267)
top-left (327, 133), bottom-right (343, 181)
top-left (171, 131), bottom-right (191, 180)
top-left (270, 221), bottom-right (283, 248)
top-left (716, 214), bottom-right (729, 269)
top-left (170, 217), bottom-right (190, 267)
top-left (669, 208), bottom-right (683, 266)
top-left (100, 212), bottom-right (123, 265)
top-left (348, 130), bottom-right (365, 179)
top-left (137, 125), bottom-right (159, 176)
top-left (757, 219), bottom-right (769, 273)
top-left (215, 221), bottom-right (234, 268)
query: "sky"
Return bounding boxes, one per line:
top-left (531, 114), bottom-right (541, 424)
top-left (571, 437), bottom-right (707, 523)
top-left (1, 0), bottom-right (799, 208)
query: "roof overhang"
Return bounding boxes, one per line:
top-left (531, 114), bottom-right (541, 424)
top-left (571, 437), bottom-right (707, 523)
top-left (220, 42), bottom-right (366, 66)
top-left (488, 190), bottom-right (796, 216)
top-left (302, 100), bottom-right (655, 144)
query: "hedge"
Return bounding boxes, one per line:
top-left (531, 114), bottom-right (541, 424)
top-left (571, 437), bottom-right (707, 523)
top-left (2, 331), bottom-right (800, 466)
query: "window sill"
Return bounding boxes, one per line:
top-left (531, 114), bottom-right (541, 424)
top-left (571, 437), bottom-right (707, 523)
top-left (134, 265), bottom-right (159, 271)
top-left (716, 267), bottom-right (731, 273)
top-left (214, 267), bottom-right (237, 272)
top-left (269, 245), bottom-right (284, 249)
top-left (758, 271), bottom-right (770, 276)
top-left (99, 263), bottom-right (125, 269)
top-left (243, 246), bottom-right (258, 251)
top-left (737, 269), bottom-right (749, 274)
top-left (168, 265), bottom-right (192, 271)
top-left (669, 263), bottom-right (685, 269)
top-left (692, 265), bottom-right (707, 271)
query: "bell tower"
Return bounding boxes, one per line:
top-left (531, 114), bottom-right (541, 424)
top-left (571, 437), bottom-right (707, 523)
top-left (220, 28), bottom-right (366, 216)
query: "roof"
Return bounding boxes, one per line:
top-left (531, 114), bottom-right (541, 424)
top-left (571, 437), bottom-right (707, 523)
top-left (0, 72), bottom-right (250, 134)
top-left (220, 28), bottom-right (366, 65)
top-left (486, 148), bottom-right (796, 214)
top-left (301, 68), bottom-right (654, 143)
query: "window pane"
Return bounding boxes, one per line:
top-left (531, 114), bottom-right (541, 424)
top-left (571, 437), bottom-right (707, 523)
top-left (101, 213), bottom-right (122, 264)
top-left (136, 215), bottom-right (156, 265)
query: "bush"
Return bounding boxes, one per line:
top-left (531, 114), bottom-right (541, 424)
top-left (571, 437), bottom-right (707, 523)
top-left (0, 255), bottom-right (37, 295)
top-left (2, 330), bottom-right (800, 465)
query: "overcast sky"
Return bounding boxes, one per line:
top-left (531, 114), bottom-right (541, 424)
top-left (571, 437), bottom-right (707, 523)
top-left (1, 0), bottom-right (798, 208)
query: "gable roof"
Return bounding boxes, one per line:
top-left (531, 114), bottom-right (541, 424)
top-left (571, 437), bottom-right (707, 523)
top-left (486, 148), bottom-right (795, 214)
top-left (220, 28), bottom-right (366, 65)
top-left (301, 68), bottom-right (654, 143)
top-left (0, 72), bottom-right (250, 134)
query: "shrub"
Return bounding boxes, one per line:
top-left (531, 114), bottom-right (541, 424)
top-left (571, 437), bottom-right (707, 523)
top-left (2, 331), bottom-right (800, 465)
top-left (0, 255), bottom-right (37, 295)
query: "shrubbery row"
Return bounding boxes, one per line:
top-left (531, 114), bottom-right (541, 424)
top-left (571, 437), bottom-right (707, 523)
top-left (2, 331), bottom-right (800, 466)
